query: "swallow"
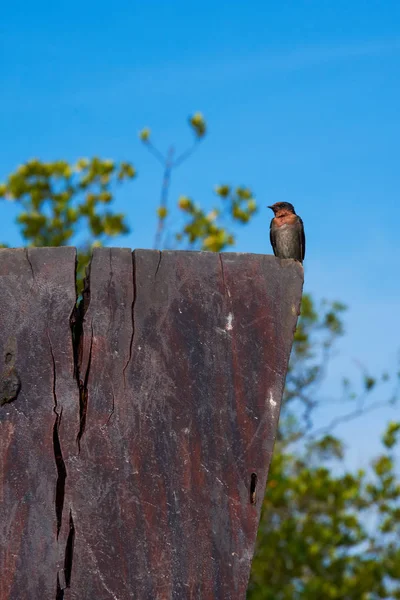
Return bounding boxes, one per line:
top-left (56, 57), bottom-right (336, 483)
top-left (268, 202), bottom-right (305, 263)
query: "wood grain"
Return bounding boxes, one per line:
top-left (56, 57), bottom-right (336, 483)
top-left (0, 247), bottom-right (78, 599)
top-left (0, 248), bottom-right (303, 600)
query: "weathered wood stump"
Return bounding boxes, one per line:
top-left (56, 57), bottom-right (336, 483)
top-left (0, 248), bottom-right (303, 600)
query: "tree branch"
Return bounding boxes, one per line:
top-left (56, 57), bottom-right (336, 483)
top-left (173, 139), bottom-right (201, 169)
top-left (153, 146), bottom-right (174, 249)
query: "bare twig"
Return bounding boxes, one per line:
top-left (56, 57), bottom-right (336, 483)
top-left (144, 142), bottom-right (166, 167)
top-left (153, 146), bottom-right (174, 249)
top-left (173, 140), bottom-right (201, 169)
top-left (306, 392), bottom-right (399, 442)
top-left (141, 127), bottom-right (205, 250)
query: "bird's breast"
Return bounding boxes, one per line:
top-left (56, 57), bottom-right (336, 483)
top-left (272, 223), bottom-right (301, 260)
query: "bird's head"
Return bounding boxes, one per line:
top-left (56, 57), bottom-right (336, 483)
top-left (268, 202), bottom-right (296, 215)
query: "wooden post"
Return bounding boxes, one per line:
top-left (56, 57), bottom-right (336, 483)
top-left (0, 248), bottom-right (303, 599)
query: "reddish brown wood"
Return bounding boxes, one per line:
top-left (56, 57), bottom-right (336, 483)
top-left (0, 247), bottom-right (78, 599)
top-left (0, 248), bottom-right (303, 600)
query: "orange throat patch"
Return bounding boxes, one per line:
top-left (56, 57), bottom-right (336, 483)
top-left (274, 212), bottom-right (298, 227)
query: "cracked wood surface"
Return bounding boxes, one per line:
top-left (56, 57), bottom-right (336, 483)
top-left (0, 248), bottom-right (303, 600)
top-left (0, 247), bottom-right (78, 599)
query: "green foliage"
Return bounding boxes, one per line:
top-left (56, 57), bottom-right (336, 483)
top-left (176, 184), bottom-right (257, 251)
top-left (0, 157), bottom-right (133, 265)
top-left (0, 157), bottom-right (135, 284)
top-left (139, 127), bottom-right (151, 142)
top-left (248, 291), bottom-right (400, 598)
top-left (139, 114), bottom-right (258, 250)
top-left (383, 422), bottom-right (400, 449)
top-left (248, 421), bottom-right (400, 599)
top-left (189, 112), bottom-right (207, 138)
top-left (0, 115), bottom-right (257, 272)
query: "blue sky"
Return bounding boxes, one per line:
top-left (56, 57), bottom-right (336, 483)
top-left (1, 1), bottom-right (400, 465)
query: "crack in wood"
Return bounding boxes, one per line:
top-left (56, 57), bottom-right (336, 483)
top-left (77, 325), bottom-right (93, 450)
top-left (47, 331), bottom-right (67, 539)
top-left (55, 511), bottom-right (75, 599)
top-left (250, 473), bottom-right (258, 505)
top-left (24, 248), bottom-right (35, 281)
top-left (51, 253), bottom-right (79, 599)
top-left (64, 511), bottom-right (75, 588)
top-left (52, 414), bottom-right (66, 539)
top-left (122, 251), bottom-right (136, 390)
top-left (70, 260), bottom-right (93, 451)
top-left (219, 254), bottom-right (231, 299)
top-left (154, 249), bottom-right (162, 278)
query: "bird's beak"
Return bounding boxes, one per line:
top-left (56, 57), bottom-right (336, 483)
top-left (268, 205), bottom-right (274, 210)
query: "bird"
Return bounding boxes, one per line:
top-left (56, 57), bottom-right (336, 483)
top-left (268, 202), bottom-right (305, 263)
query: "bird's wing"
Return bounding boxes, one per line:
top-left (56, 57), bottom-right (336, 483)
top-left (269, 220), bottom-right (277, 255)
top-left (298, 217), bottom-right (306, 261)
